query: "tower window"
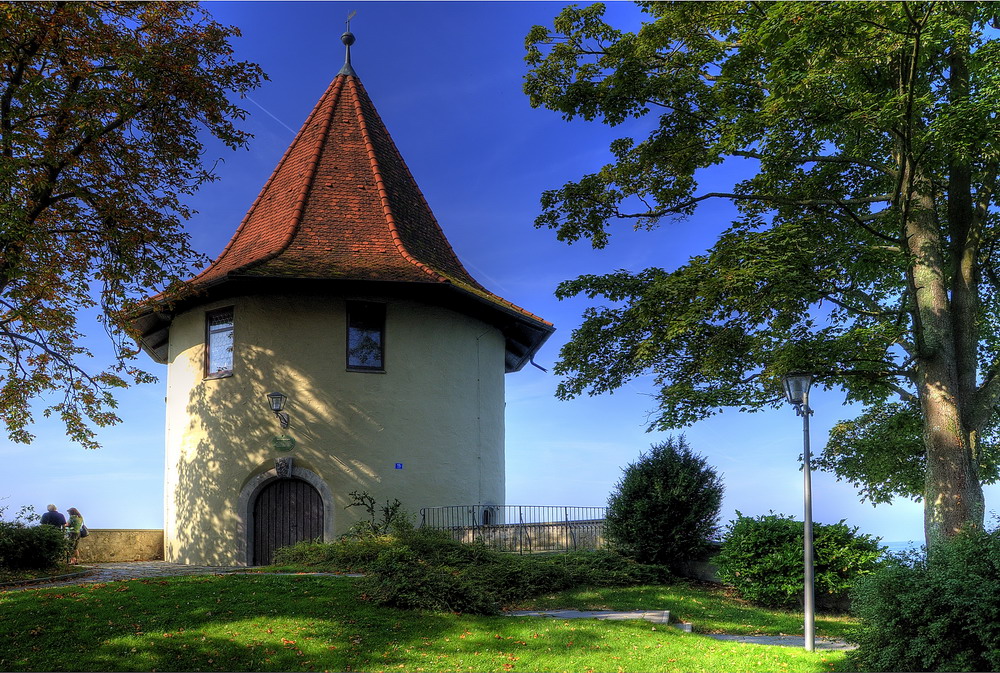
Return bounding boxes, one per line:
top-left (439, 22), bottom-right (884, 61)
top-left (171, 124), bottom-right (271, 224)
top-left (347, 301), bottom-right (385, 371)
top-left (205, 307), bottom-right (234, 377)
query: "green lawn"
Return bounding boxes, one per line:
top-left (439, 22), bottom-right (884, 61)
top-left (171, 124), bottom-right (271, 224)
top-left (0, 574), bottom-right (854, 672)
top-left (513, 582), bottom-right (857, 640)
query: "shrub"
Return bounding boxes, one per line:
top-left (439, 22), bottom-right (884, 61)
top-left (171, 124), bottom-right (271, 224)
top-left (0, 522), bottom-right (68, 570)
top-left (359, 546), bottom-right (498, 614)
top-left (272, 491), bottom-right (422, 570)
top-left (275, 516), bottom-right (670, 615)
top-left (715, 512), bottom-right (885, 609)
top-left (272, 527), bottom-right (494, 573)
top-left (347, 529), bottom-right (668, 614)
top-left (358, 546), bottom-right (667, 615)
top-left (849, 529), bottom-right (1000, 672)
top-left (343, 490), bottom-right (413, 537)
top-left (544, 549), bottom-right (668, 587)
top-left (605, 436), bottom-right (723, 569)
top-left (271, 535), bottom-right (398, 571)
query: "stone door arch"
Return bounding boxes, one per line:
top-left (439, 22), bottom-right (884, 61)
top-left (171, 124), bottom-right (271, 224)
top-left (251, 478), bottom-right (323, 566)
top-left (238, 460), bottom-right (335, 566)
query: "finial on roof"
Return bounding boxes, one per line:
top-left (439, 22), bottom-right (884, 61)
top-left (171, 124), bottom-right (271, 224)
top-left (339, 10), bottom-right (358, 77)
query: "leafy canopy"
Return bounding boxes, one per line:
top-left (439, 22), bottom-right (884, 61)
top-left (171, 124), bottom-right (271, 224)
top-left (525, 2), bottom-right (1000, 506)
top-left (0, 2), bottom-right (264, 447)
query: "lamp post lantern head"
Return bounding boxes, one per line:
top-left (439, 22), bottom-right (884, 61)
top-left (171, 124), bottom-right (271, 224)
top-left (266, 391), bottom-right (287, 413)
top-left (781, 373), bottom-right (813, 407)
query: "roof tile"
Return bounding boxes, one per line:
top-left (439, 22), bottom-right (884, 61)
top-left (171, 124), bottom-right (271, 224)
top-left (189, 72), bottom-right (549, 328)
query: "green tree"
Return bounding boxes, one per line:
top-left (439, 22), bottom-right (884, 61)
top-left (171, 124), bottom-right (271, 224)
top-left (605, 436), bottom-right (723, 568)
top-left (525, 1), bottom-right (1000, 545)
top-left (0, 2), bottom-right (264, 447)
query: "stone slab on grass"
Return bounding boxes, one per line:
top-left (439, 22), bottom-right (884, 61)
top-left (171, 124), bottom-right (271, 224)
top-left (507, 608), bottom-right (671, 624)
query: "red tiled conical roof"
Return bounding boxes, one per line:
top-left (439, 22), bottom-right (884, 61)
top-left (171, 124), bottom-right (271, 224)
top-left (191, 70), bottom-right (547, 327)
top-left (135, 62), bottom-right (552, 371)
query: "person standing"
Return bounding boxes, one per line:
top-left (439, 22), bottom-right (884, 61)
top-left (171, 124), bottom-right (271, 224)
top-left (40, 504), bottom-right (66, 528)
top-left (65, 507), bottom-right (85, 564)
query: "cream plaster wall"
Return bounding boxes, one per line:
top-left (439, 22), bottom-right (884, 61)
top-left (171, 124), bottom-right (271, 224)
top-left (163, 293), bottom-right (506, 565)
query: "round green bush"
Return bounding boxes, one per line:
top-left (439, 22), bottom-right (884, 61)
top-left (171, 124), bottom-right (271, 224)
top-left (715, 512), bottom-right (885, 609)
top-left (605, 436), bottom-right (723, 568)
top-left (0, 522), bottom-right (69, 570)
top-left (850, 529), bottom-right (1000, 672)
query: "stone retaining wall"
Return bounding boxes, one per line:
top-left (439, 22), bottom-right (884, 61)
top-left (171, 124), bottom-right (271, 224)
top-left (439, 522), bottom-right (722, 582)
top-left (440, 520), bottom-right (606, 554)
top-left (75, 529), bottom-right (164, 563)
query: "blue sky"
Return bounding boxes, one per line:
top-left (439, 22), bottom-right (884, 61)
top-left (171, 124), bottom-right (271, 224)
top-left (2, 1), bottom-right (988, 545)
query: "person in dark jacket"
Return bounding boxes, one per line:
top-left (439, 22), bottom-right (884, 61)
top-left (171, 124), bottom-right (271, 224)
top-left (40, 504), bottom-right (66, 528)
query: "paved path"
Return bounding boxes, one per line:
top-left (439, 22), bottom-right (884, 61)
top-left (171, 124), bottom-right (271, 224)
top-left (3, 563), bottom-right (856, 651)
top-left (705, 634), bottom-right (855, 651)
top-left (508, 609), bottom-right (673, 625)
top-left (1, 561), bottom-right (241, 591)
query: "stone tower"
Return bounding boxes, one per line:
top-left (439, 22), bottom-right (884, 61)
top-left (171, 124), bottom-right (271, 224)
top-left (133, 32), bottom-right (552, 565)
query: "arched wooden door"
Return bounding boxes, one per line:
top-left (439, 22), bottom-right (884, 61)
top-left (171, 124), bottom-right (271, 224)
top-left (252, 478), bottom-right (324, 565)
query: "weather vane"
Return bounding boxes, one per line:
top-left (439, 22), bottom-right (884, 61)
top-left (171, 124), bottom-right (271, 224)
top-left (340, 10), bottom-right (357, 76)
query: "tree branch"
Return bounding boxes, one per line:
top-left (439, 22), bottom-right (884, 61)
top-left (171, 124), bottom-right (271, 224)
top-left (822, 366), bottom-right (918, 401)
top-left (973, 366), bottom-right (1000, 429)
top-left (614, 191), bottom-right (892, 219)
top-left (809, 201), bottom-right (904, 246)
top-left (818, 290), bottom-right (905, 319)
top-left (0, 6), bottom-right (56, 158)
top-left (731, 149), bottom-right (893, 175)
top-left (0, 328), bottom-right (100, 389)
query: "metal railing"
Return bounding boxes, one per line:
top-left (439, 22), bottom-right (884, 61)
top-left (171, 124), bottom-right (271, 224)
top-left (419, 505), bottom-right (607, 554)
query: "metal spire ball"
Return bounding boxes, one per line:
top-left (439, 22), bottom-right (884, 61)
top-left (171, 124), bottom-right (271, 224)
top-left (339, 12), bottom-right (357, 77)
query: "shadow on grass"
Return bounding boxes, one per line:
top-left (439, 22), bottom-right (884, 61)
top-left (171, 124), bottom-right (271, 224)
top-left (0, 575), bottom-right (854, 672)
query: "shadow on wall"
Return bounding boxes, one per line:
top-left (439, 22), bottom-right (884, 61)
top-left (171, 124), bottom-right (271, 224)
top-left (170, 311), bottom-right (390, 566)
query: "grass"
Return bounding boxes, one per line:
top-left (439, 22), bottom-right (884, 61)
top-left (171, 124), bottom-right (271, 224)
top-left (0, 564), bottom-right (81, 585)
top-left (512, 582), bottom-right (857, 640)
top-left (0, 574), bottom-right (855, 672)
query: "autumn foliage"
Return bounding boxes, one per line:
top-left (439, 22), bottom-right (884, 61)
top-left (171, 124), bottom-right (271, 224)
top-left (0, 2), bottom-right (263, 446)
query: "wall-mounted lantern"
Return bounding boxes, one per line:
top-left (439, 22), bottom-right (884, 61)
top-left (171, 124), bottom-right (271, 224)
top-left (266, 391), bottom-right (290, 429)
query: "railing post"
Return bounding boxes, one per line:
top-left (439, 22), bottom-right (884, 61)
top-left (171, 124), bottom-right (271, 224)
top-left (518, 506), bottom-right (524, 555)
top-left (418, 504), bottom-right (608, 554)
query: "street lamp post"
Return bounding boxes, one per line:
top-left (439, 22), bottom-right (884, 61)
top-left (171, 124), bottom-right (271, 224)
top-left (782, 373), bottom-right (815, 652)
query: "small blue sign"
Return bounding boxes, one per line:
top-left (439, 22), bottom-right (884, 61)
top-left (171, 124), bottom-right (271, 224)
top-left (395, 463), bottom-right (403, 470)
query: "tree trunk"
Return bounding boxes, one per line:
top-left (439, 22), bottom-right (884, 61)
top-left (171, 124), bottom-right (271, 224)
top-left (901, 131), bottom-right (985, 544)
top-left (920, 362), bottom-right (984, 545)
top-left (906, 170), bottom-right (985, 545)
